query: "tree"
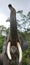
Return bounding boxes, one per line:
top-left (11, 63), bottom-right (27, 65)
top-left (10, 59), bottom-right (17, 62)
top-left (17, 10), bottom-right (30, 33)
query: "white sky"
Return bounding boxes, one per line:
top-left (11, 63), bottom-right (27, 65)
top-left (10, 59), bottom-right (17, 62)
top-left (0, 0), bottom-right (30, 28)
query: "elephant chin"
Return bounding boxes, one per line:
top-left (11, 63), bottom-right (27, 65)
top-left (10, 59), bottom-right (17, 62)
top-left (17, 42), bottom-right (22, 63)
top-left (7, 42), bottom-right (12, 60)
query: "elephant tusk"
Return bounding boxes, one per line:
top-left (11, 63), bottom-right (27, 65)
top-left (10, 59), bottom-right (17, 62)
top-left (17, 42), bottom-right (22, 63)
top-left (7, 42), bottom-right (12, 60)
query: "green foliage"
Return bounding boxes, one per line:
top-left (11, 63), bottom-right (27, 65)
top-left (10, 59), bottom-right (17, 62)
top-left (22, 48), bottom-right (30, 65)
top-left (0, 35), bottom-right (5, 52)
top-left (22, 33), bottom-right (30, 65)
top-left (6, 28), bottom-right (10, 34)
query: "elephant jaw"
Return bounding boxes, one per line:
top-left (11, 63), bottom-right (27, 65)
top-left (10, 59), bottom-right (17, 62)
top-left (7, 42), bottom-right (22, 63)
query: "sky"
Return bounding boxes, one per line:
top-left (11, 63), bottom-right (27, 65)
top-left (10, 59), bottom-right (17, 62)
top-left (0, 0), bottom-right (30, 28)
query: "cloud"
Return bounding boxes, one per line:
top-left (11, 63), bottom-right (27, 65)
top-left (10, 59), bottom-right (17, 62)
top-left (0, 13), bottom-right (10, 28)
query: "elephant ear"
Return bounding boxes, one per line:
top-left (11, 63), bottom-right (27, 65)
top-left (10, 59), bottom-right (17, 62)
top-left (19, 36), bottom-right (28, 51)
top-left (22, 40), bottom-right (28, 51)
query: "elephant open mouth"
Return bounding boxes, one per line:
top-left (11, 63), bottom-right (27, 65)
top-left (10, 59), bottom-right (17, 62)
top-left (7, 42), bottom-right (22, 63)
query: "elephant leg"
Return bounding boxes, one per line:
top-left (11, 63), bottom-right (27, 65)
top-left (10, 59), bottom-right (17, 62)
top-left (3, 54), bottom-right (10, 65)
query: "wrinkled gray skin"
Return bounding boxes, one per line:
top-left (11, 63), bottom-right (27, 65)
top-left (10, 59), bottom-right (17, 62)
top-left (20, 36), bottom-right (28, 51)
top-left (0, 4), bottom-right (19, 65)
top-left (0, 53), bottom-right (3, 65)
top-left (1, 40), bottom-right (19, 65)
top-left (0, 38), bottom-right (28, 65)
top-left (0, 4), bottom-right (28, 65)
